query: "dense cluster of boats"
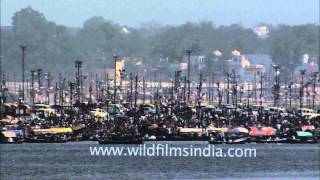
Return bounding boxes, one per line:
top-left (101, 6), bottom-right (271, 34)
top-left (1, 101), bottom-right (320, 144)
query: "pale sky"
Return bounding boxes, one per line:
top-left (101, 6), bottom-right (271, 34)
top-left (1, 0), bottom-right (319, 27)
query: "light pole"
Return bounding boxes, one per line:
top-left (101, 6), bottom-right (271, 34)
top-left (273, 65), bottom-right (280, 107)
top-left (30, 70), bottom-right (36, 106)
top-left (259, 71), bottom-right (264, 112)
top-left (300, 69), bottom-right (306, 111)
top-left (288, 82), bottom-right (293, 109)
top-left (20, 44), bottom-right (26, 101)
top-left (119, 69), bottom-right (125, 102)
top-left (113, 54), bottom-right (118, 104)
top-left (75, 60), bottom-right (82, 103)
top-left (37, 68), bottom-right (42, 89)
top-left (186, 48), bottom-right (192, 103)
top-left (226, 72), bottom-right (232, 104)
top-left (312, 72), bottom-right (318, 109)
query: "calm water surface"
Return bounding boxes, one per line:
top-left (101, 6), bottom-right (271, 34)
top-left (1, 142), bottom-right (319, 180)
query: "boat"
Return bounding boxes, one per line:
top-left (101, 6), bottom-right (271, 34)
top-left (0, 130), bottom-right (23, 144)
top-left (287, 131), bottom-right (315, 143)
top-left (23, 127), bottom-right (72, 143)
top-left (24, 137), bottom-right (67, 143)
top-left (248, 126), bottom-right (277, 143)
top-left (208, 127), bottom-right (228, 144)
top-left (24, 134), bottom-right (67, 143)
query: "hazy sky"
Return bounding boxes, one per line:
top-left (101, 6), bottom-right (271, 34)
top-left (1, 0), bottom-right (319, 27)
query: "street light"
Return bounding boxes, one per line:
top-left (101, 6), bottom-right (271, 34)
top-left (300, 69), bottom-right (306, 111)
top-left (186, 48), bottom-right (192, 103)
top-left (37, 68), bottom-right (42, 89)
top-left (75, 60), bottom-right (82, 103)
top-left (312, 72), bottom-right (318, 109)
top-left (272, 64), bottom-right (280, 107)
top-left (30, 70), bottom-right (36, 106)
top-left (113, 54), bottom-right (118, 104)
top-left (20, 44), bottom-right (26, 101)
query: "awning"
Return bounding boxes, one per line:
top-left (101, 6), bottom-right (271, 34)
top-left (178, 127), bottom-right (203, 133)
top-left (296, 131), bottom-right (313, 137)
top-left (301, 125), bottom-right (315, 131)
top-left (230, 127), bottom-right (249, 134)
top-left (249, 127), bottom-right (276, 136)
top-left (32, 127), bottom-right (73, 134)
top-left (207, 127), bottom-right (229, 133)
top-left (1, 131), bottom-right (17, 138)
top-left (48, 128), bottom-right (73, 134)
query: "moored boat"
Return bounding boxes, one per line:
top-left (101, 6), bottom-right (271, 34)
top-left (0, 130), bottom-right (23, 144)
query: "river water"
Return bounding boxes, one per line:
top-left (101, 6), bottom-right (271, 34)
top-left (1, 142), bottom-right (319, 180)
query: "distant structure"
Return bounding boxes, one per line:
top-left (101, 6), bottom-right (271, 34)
top-left (295, 54), bottom-right (319, 75)
top-left (227, 53), bottom-right (273, 81)
top-left (254, 25), bottom-right (269, 39)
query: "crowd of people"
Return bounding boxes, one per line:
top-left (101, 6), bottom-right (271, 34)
top-left (1, 98), bottom-right (320, 143)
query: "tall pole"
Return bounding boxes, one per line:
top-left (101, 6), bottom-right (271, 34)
top-left (254, 72), bottom-right (257, 104)
top-left (226, 72), bottom-right (231, 104)
top-left (60, 77), bottom-right (66, 122)
top-left (183, 76), bottom-right (187, 102)
top-left (289, 82), bottom-right (293, 109)
top-left (273, 65), bottom-right (280, 107)
top-left (312, 72), bottom-right (317, 110)
top-left (95, 74), bottom-right (99, 101)
top-left (259, 71), bottom-right (263, 113)
top-left (37, 69), bottom-right (42, 89)
top-left (197, 73), bottom-right (203, 122)
top-left (217, 82), bottom-right (221, 106)
top-left (113, 55), bottom-right (118, 104)
top-left (54, 82), bottom-right (58, 106)
top-left (208, 73), bottom-right (211, 104)
top-left (75, 60), bottom-right (82, 103)
top-left (69, 82), bottom-right (74, 106)
top-left (211, 73), bottom-right (215, 104)
top-left (300, 69), bottom-right (306, 111)
top-left (186, 48), bottom-right (192, 103)
top-left (134, 75), bottom-right (138, 107)
top-left (20, 45), bottom-right (26, 101)
top-left (30, 70), bottom-right (36, 106)
top-left (129, 73), bottom-right (133, 107)
top-left (142, 76), bottom-right (145, 104)
top-left (46, 72), bottom-right (52, 105)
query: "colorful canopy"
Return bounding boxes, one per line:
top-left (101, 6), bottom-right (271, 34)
top-left (32, 128), bottom-right (73, 134)
top-left (296, 131), bottom-right (313, 137)
top-left (249, 127), bottom-right (276, 136)
top-left (1, 131), bottom-right (17, 138)
top-left (301, 125), bottom-right (315, 131)
top-left (230, 127), bottom-right (249, 134)
top-left (178, 128), bottom-right (203, 133)
top-left (48, 128), bottom-right (73, 134)
top-left (207, 127), bottom-right (229, 133)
